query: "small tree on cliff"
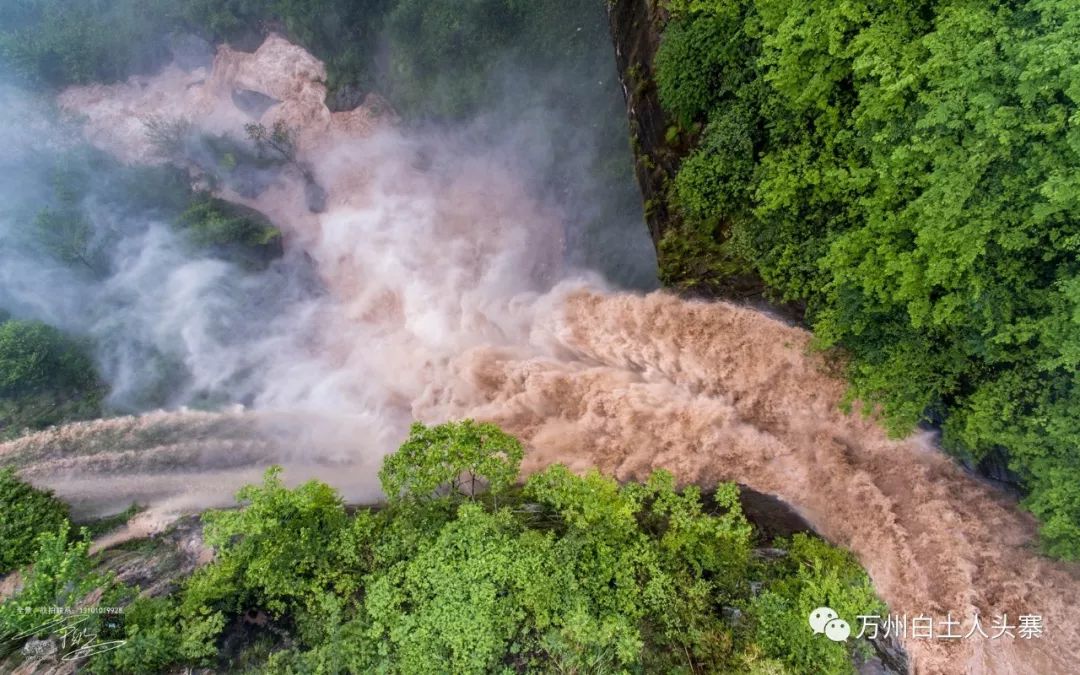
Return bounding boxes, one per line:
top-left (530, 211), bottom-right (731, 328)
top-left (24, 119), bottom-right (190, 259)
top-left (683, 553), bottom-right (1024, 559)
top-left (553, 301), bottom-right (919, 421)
top-left (244, 121), bottom-right (297, 162)
top-left (378, 420), bottom-right (524, 504)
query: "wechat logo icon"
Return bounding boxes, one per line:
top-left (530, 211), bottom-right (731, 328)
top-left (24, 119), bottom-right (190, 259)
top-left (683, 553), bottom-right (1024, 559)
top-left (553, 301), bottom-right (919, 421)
top-left (809, 606), bottom-right (851, 642)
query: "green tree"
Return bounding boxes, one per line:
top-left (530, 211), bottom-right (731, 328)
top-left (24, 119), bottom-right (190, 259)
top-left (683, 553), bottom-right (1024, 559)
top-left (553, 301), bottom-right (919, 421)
top-left (90, 423), bottom-right (884, 673)
top-left (379, 420), bottom-right (524, 503)
top-left (178, 196), bottom-right (281, 250)
top-left (177, 465), bottom-right (372, 661)
top-left (654, 4), bottom-right (752, 128)
top-left (0, 321), bottom-right (96, 398)
top-left (381, 0), bottom-right (524, 117)
top-left (86, 597), bottom-right (184, 675)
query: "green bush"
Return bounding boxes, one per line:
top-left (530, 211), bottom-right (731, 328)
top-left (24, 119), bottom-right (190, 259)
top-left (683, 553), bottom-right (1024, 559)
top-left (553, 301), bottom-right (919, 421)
top-left (0, 320), bottom-right (97, 398)
top-left (0, 522), bottom-right (119, 639)
top-left (1, 0), bottom-right (620, 122)
top-left (655, 6), bottom-right (751, 127)
top-left (379, 420), bottom-right (524, 503)
top-left (179, 196), bottom-right (281, 251)
top-left (0, 0), bottom-right (171, 86)
top-left (751, 534), bottom-right (884, 675)
top-left (0, 320), bottom-right (104, 437)
top-left (670, 104), bottom-right (756, 223)
top-left (0, 469), bottom-right (71, 574)
top-left (87, 597), bottom-right (184, 675)
top-left (0, 0), bottom-right (389, 98)
top-left (187, 465), bottom-right (364, 617)
top-left (382, 0), bottom-right (520, 117)
top-left (31, 142), bottom-right (282, 265)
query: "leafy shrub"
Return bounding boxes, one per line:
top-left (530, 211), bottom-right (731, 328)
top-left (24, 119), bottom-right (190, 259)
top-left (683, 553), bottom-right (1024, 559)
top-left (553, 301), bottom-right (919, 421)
top-left (670, 104), bottom-right (756, 223)
top-left (0, 320), bottom-right (104, 437)
top-left (381, 0), bottom-right (523, 118)
top-left (31, 207), bottom-right (103, 275)
top-left (0, 0), bottom-right (620, 124)
top-left (0, 0), bottom-right (171, 86)
top-left (0, 469), bottom-right (71, 574)
top-left (655, 6), bottom-right (750, 127)
top-left (751, 534), bottom-right (884, 674)
top-left (86, 597), bottom-right (184, 675)
top-left (0, 321), bottom-right (98, 398)
top-left (384, 0), bottom-right (610, 117)
top-left (179, 196), bottom-right (281, 251)
top-left (188, 465), bottom-right (365, 617)
top-left (0, 0), bottom-right (390, 101)
top-left (379, 420), bottom-right (524, 503)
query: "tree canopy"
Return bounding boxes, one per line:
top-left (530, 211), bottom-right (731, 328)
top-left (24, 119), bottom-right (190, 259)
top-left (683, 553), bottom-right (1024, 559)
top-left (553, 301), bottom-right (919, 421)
top-left (653, 0), bottom-right (1080, 558)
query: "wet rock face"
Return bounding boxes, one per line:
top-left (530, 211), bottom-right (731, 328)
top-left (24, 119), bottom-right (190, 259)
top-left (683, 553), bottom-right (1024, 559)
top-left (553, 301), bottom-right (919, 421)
top-left (232, 88), bottom-right (282, 119)
top-left (736, 485), bottom-right (813, 540)
top-left (604, 0), bottom-right (675, 249)
top-left (604, 0), bottom-right (774, 301)
top-left (303, 172), bottom-right (328, 213)
top-left (94, 515), bottom-right (210, 598)
top-left (864, 633), bottom-right (910, 675)
top-left (328, 82), bottom-right (367, 112)
top-left (733, 487), bottom-right (909, 674)
top-left (59, 33), bottom-right (389, 165)
top-left (21, 638), bottom-right (57, 660)
top-left (972, 448), bottom-right (1024, 495)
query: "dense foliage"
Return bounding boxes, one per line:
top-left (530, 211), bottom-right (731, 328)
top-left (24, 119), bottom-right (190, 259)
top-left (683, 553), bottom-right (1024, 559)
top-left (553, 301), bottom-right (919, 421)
top-left (38, 421), bottom-right (883, 674)
top-left (379, 0), bottom-right (616, 119)
top-left (750, 534), bottom-right (881, 675)
top-left (0, 0), bottom-right (170, 85)
top-left (0, 136), bottom-right (289, 416)
top-left (179, 197), bottom-right (282, 257)
top-left (653, 0), bottom-right (1080, 558)
top-left (25, 143), bottom-right (283, 267)
top-left (0, 319), bottom-right (104, 437)
top-left (0, 469), bottom-right (70, 574)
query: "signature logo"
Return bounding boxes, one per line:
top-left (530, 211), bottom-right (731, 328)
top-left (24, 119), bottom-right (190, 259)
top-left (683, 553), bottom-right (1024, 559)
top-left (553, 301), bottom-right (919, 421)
top-left (4, 612), bottom-right (126, 662)
top-left (809, 606), bottom-right (851, 642)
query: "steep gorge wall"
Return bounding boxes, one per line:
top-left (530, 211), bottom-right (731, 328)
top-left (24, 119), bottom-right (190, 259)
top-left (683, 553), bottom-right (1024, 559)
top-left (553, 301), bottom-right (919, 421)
top-left (605, 0), bottom-right (776, 302)
top-left (605, 0), bottom-right (676, 249)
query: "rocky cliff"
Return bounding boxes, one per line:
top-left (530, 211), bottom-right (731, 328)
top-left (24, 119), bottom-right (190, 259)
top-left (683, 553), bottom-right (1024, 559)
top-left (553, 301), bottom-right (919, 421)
top-left (605, 0), bottom-right (676, 250)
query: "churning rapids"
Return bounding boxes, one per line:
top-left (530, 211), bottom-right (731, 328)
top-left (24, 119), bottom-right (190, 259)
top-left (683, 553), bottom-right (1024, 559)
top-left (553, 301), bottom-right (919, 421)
top-left (2, 36), bottom-right (1078, 674)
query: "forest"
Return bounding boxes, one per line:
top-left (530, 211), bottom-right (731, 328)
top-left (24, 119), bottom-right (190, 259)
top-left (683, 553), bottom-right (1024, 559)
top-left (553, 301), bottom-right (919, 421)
top-left (651, 0), bottom-right (1080, 558)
